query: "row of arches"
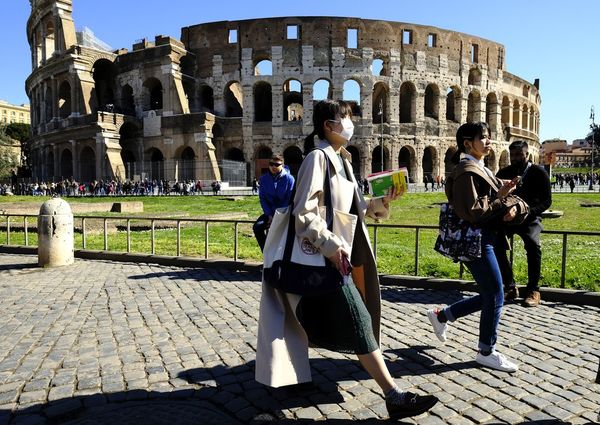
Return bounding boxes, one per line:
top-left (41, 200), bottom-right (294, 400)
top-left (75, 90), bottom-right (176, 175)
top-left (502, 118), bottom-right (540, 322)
top-left (42, 147), bottom-right (97, 182)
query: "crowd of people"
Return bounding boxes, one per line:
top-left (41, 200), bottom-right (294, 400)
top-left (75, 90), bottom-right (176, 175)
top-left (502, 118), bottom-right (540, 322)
top-left (0, 179), bottom-right (224, 197)
top-left (551, 172), bottom-right (599, 191)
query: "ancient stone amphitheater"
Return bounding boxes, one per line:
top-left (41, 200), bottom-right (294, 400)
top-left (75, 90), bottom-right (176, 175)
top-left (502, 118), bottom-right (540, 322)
top-left (26, 0), bottom-right (541, 184)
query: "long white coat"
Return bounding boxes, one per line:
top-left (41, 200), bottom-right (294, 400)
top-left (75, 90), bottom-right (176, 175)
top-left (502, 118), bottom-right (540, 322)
top-left (255, 140), bottom-right (390, 387)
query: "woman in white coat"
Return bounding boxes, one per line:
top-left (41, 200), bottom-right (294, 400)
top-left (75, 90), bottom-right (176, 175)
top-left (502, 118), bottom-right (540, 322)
top-left (256, 99), bottom-right (438, 420)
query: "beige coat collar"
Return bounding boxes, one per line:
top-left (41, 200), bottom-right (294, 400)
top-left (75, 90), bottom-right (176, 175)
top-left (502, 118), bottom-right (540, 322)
top-left (316, 140), bottom-right (352, 174)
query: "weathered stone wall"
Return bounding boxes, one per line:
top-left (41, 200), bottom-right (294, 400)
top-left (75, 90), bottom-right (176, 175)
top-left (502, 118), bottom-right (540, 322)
top-left (26, 4), bottom-right (541, 184)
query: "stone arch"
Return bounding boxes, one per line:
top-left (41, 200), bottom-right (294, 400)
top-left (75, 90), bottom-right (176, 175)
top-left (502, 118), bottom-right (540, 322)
top-left (346, 145), bottom-right (361, 177)
top-left (283, 79), bottom-right (303, 121)
top-left (226, 148), bottom-right (244, 161)
top-left (343, 79), bottom-right (362, 116)
top-left (45, 20), bottom-right (55, 60)
top-left (254, 81), bottom-right (272, 122)
top-left (80, 146), bottom-right (96, 182)
top-left (422, 146), bottom-right (437, 181)
top-left (501, 96), bottom-right (510, 129)
top-left (58, 80), bottom-right (71, 119)
top-left (92, 59), bottom-right (117, 112)
top-left (522, 104), bottom-right (529, 132)
top-left (372, 145), bottom-right (390, 173)
top-left (283, 145), bottom-right (303, 176)
top-left (255, 146), bottom-right (273, 177)
top-left (198, 85), bottom-right (214, 113)
top-left (486, 92), bottom-right (499, 135)
top-left (372, 82), bottom-right (389, 123)
top-left (499, 150), bottom-right (510, 169)
top-left (46, 150), bottom-right (54, 181)
top-left (467, 89), bottom-right (481, 123)
top-left (254, 59), bottom-right (273, 76)
top-left (60, 148), bottom-right (73, 179)
top-left (143, 77), bottom-right (163, 111)
top-left (424, 84), bottom-right (440, 120)
top-left (398, 145), bottom-right (416, 182)
top-left (512, 99), bottom-right (520, 128)
top-left (224, 81), bottom-right (243, 117)
top-left (313, 79), bottom-right (332, 100)
top-left (444, 147), bottom-right (457, 177)
top-left (446, 86), bottom-right (461, 123)
top-left (468, 68), bottom-right (482, 86)
top-left (399, 81), bottom-right (416, 123)
top-left (120, 84), bottom-right (135, 115)
top-left (45, 86), bottom-right (53, 122)
top-left (522, 86), bottom-right (529, 98)
top-left (146, 147), bottom-right (165, 180)
top-left (179, 146), bottom-right (196, 181)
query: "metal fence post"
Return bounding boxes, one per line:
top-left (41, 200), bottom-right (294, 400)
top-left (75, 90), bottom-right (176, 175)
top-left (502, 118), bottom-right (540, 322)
top-left (177, 221), bottom-right (181, 257)
top-left (204, 221), bottom-right (209, 259)
top-left (234, 221), bottom-right (239, 262)
top-left (126, 219), bottom-right (131, 253)
top-left (24, 216), bottom-right (28, 246)
top-left (103, 218), bottom-right (108, 251)
top-left (414, 227), bottom-right (420, 275)
top-left (151, 220), bottom-right (155, 255)
top-left (82, 217), bottom-right (87, 249)
top-left (6, 217), bottom-right (10, 245)
top-left (373, 226), bottom-right (378, 261)
top-left (561, 233), bottom-right (568, 288)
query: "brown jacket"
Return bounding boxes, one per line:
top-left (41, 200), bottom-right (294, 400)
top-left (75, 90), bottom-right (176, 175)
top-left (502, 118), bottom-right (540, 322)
top-left (445, 159), bottom-right (508, 225)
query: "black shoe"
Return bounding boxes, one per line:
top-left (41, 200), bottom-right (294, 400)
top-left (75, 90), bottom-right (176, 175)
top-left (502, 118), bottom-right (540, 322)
top-left (504, 286), bottom-right (519, 302)
top-left (386, 391), bottom-right (439, 420)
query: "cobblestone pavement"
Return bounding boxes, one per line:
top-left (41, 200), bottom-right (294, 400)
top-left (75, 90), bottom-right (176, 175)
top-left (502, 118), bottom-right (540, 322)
top-left (0, 254), bottom-right (598, 425)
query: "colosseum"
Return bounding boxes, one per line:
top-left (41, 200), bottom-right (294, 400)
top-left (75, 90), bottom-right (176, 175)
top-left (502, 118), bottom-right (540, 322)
top-left (26, 0), bottom-right (541, 186)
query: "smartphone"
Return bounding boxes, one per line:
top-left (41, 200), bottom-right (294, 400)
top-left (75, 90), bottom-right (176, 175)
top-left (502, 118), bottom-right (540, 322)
top-left (340, 255), bottom-right (352, 276)
top-left (511, 176), bottom-right (522, 187)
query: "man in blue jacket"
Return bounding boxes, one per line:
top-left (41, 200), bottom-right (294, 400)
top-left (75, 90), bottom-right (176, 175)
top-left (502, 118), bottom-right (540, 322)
top-left (253, 154), bottom-right (295, 251)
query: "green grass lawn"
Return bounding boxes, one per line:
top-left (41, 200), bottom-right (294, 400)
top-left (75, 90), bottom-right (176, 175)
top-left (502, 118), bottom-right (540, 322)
top-left (2, 192), bottom-right (599, 291)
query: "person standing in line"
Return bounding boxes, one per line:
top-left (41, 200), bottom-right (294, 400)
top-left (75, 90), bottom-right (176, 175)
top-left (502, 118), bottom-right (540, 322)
top-left (256, 100), bottom-right (438, 420)
top-left (251, 177), bottom-right (259, 195)
top-left (427, 122), bottom-right (524, 372)
top-left (495, 140), bottom-right (552, 307)
top-left (252, 154), bottom-right (295, 251)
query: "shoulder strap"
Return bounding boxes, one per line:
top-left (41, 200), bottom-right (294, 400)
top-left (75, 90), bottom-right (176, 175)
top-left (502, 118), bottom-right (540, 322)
top-left (282, 149), bottom-right (333, 262)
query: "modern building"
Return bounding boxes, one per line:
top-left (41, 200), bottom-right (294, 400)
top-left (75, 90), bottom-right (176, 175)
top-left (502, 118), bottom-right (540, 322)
top-left (26, 0), bottom-right (541, 184)
top-left (0, 100), bottom-right (30, 125)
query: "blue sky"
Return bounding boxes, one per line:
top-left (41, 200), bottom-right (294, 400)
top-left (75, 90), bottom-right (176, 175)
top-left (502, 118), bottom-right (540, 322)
top-left (1, 0), bottom-right (597, 143)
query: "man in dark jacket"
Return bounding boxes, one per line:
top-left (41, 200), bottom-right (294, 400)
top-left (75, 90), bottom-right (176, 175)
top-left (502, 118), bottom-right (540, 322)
top-left (495, 141), bottom-right (552, 307)
top-left (253, 154), bottom-right (295, 251)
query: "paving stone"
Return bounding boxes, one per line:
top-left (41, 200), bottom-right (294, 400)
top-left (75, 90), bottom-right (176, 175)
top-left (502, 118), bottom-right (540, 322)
top-left (0, 254), bottom-right (597, 423)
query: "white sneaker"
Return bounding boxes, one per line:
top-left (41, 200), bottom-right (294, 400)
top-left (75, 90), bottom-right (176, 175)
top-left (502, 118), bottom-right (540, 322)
top-left (427, 309), bottom-right (447, 343)
top-left (476, 351), bottom-right (519, 372)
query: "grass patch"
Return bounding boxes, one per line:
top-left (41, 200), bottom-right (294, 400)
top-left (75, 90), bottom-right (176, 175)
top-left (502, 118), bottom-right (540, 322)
top-left (2, 193), bottom-right (599, 291)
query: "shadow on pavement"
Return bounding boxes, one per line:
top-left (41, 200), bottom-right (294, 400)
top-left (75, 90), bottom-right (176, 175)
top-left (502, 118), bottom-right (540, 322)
top-left (0, 263), bottom-right (39, 272)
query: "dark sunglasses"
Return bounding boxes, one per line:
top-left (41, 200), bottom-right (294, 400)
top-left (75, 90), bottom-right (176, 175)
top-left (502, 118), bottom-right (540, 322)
top-left (269, 162), bottom-right (283, 167)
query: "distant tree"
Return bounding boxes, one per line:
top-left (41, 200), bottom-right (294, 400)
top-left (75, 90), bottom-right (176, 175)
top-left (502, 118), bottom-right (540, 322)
top-left (0, 131), bottom-right (20, 179)
top-left (5, 123), bottom-right (30, 142)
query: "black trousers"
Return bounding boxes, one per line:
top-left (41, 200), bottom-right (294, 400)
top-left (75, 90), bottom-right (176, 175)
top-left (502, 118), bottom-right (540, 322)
top-left (495, 217), bottom-right (543, 292)
top-left (253, 214), bottom-right (270, 252)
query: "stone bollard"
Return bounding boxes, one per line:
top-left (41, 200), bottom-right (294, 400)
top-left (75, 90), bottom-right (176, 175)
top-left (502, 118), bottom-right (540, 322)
top-left (38, 198), bottom-right (74, 267)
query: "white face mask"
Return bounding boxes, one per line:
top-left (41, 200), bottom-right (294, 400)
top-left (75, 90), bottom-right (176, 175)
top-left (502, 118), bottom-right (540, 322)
top-left (334, 117), bottom-right (354, 141)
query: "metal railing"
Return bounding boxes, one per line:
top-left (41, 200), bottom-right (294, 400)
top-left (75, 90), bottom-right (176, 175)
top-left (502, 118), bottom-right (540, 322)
top-left (1, 213), bottom-right (599, 289)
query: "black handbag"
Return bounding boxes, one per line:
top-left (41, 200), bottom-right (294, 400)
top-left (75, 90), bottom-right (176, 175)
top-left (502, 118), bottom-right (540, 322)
top-left (434, 202), bottom-right (482, 262)
top-left (262, 151), bottom-right (345, 296)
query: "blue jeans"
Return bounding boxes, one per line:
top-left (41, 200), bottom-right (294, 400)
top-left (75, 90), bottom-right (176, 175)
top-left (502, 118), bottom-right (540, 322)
top-left (444, 229), bottom-right (504, 352)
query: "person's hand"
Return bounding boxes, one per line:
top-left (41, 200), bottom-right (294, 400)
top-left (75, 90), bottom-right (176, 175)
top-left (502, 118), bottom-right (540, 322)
top-left (382, 186), bottom-right (399, 207)
top-left (497, 178), bottom-right (518, 200)
top-left (503, 205), bottom-right (517, 222)
top-left (326, 247), bottom-right (349, 273)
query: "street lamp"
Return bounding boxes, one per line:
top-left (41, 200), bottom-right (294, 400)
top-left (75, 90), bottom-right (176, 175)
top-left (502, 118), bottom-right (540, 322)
top-left (379, 98), bottom-right (384, 172)
top-left (590, 106), bottom-right (596, 191)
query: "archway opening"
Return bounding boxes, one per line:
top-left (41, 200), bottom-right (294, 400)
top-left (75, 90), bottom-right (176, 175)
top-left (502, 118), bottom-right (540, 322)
top-left (60, 149), bottom-right (73, 179)
top-left (58, 81), bottom-right (72, 119)
top-left (92, 59), bottom-right (117, 112)
top-left (398, 146), bottom-right (413, 182)
top-left (180, 147), bottom-right (195, 181)
top-left (80, 147), bottom-right (96, 182)
top-left (372, 82), bottom-right (389, 124)
top-left (224, 82), bottom-right (243, 117)
top-left (283, 80), bottom-right (303, 121)
top-left (372, 146), bottom-right (389, 173)
top-left (283, 146), bottom-right (303, 177)
top-left (400, 82), bottom-right (416, 123)
top-left (343, 80), bottom-right (361, 116)
top-left (254, 82), bottom-right (272, 122)
top-left (143, 78), bottom-right (163, 111)
top-left (424, 84), bottom-right (439, 120)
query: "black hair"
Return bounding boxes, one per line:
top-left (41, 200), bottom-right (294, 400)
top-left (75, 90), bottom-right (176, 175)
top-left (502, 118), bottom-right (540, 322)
top-left (451, 121), bottom-right (491, 164)
top-left (303, 99), bottom-right (352, 155)
top-left (508, 140), bottom-right (528, 151)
